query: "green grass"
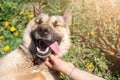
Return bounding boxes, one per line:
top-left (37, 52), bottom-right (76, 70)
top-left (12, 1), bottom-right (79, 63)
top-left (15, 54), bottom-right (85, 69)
top-left (0, 0), bottom-right (120, 80)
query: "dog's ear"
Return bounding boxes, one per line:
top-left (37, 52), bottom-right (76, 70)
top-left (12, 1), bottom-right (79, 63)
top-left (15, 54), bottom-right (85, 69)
top-left (63, 12), bottom-right (72, 27)
top-left (33, 5), bottom-right (41, 17)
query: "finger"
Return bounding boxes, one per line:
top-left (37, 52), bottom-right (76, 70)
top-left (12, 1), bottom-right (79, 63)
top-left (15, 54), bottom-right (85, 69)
top-left (44, 60), bottom-right (53, 68)
top-left (49, 54), bottom-right (56, 61)
top-left (48, 54), bottom-right (57, 65)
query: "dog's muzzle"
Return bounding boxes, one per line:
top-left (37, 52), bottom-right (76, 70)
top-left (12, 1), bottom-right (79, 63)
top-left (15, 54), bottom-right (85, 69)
top-left (35, 25), bottom-right (52, 58)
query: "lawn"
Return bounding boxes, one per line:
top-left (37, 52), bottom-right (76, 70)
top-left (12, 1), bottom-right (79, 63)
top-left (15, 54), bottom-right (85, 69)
top-left (0, 0), bottom-right (120, 80)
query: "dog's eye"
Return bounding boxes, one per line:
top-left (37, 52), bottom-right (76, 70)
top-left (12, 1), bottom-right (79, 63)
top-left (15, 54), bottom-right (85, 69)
top-left (53, 21), bottom-right (57, 27)
top-left (35, 18), bottom-right (43, 24)
top-left (53, 21), bottom-right (63, 27)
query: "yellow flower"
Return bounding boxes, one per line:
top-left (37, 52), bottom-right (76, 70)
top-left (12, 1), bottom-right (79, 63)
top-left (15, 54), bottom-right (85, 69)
top-left (10, 26), bottom-right (16, 32)
top-left (3, 45), bottom-right (10, 52)
top-left (60, 72), bottom-right (64, 75)
top-left (4, 21), bottom-right (10, 27)
top-left (107, 50), bottom-right (115, 55)
top-left (69, 21), bottom-right (72, 26)
top-left (18, 29), bottom-right (22, 32)
top-left (85, 61), bottom-right (93, 69)
top-left (14, 31), bottom-right (19, 36)
top-left (28, 12), bottom-right (34, 19)
top-left (19, 10), bottom-right (24, 15)
top-left (12, 6), bottom-right (16, 9)
top-left (11, 18), bottom-right (16, 23)
top-left (0, 35), bottom-right (4, 40)
top-left (90, 31), bottom-right (95, 36)
top-left (0, 3), bottom-right (2, 7)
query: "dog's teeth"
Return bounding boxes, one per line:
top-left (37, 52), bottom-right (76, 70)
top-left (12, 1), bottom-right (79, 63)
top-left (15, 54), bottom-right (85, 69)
top-left (45, 47), bottom-right (50, 52)
top-left (37, 47), bottom-right (41, 51)
top-left (37, 47), bottom-right (50, 54)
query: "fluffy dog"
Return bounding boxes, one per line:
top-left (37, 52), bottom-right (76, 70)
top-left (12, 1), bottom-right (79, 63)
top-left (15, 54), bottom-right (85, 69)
top-left (0, 6), bottom-right (72, 80)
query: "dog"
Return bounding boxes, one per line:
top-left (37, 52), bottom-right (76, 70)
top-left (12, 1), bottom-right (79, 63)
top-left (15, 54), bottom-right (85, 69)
top-left (0, 6), bottom-right (72, 80)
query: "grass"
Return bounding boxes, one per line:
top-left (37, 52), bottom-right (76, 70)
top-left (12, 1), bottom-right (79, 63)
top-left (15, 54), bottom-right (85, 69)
top-left (0, 0), bottom-right (120, 80)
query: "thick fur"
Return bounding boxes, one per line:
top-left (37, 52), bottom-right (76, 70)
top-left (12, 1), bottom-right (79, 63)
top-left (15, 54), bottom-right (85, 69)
top-left (0, 8), bottom-right (72, 80)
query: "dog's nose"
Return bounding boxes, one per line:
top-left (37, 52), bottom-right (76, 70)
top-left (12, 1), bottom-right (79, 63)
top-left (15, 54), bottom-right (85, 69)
top-left (38, 26), bottom-right (49, 35)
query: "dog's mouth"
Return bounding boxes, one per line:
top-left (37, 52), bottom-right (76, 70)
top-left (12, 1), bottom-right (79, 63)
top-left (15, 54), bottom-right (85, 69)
top-left (36, 39), bottom-right (52, 58)
top-left (36, 39), bottom-right (60, 59)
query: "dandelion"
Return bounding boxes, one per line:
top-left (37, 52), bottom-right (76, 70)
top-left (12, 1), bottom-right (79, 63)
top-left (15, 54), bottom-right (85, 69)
top-left (11, 18), bottom-right (16, 23)
top-left (4, 21), bottom-right (10, 27)
top-left (3, 45), bottom-right (10, 52)
top-left (19, 10), bottom-right (24, 15)
top-left (107, 50), bottom-right (115, 55)
top-left (0, 3), bottom-right (2, 7)
top-left (90, 31), bottom-right (95, 36)
top-left (69, 21), bottom-right (72, 26)
top-left (28, 12), bottom-right (34, 19)
top-left (14, 31), bottom-right (19, 37)
top-left (18, 29), bottom-right (22, 32)
top-left (85, 61), bottom-right (93, 69)
top-left (12, 6), bottom-right (16, 9)
top-left (60, 72), bottom-right (64, 75)
top-left (0, 35), bottom-right (4, 40)
top-left (10, 26), bottom-right (16, 32)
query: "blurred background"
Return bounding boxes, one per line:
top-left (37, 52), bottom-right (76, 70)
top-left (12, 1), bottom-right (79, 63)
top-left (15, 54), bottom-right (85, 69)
top-left (0, 0), bottom-right (120, 79)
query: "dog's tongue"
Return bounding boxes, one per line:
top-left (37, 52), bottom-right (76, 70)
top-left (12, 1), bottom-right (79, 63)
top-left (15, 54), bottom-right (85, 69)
top-left (49, 41), bottom-right (60, 54)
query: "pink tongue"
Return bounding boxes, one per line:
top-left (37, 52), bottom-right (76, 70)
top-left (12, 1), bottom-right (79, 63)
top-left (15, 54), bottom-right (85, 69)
top-left (49, 41), bottom-right (60, 54)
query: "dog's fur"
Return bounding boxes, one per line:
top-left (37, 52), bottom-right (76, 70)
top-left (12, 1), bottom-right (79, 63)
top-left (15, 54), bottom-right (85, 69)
top-left (0, 7), bottom-right (72, 80)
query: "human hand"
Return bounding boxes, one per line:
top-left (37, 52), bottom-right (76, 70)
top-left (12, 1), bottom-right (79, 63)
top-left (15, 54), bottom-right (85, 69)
top-left (44, 54), bottom-right (75, 75)
top-left (45, 54), bottom-right (105, 80)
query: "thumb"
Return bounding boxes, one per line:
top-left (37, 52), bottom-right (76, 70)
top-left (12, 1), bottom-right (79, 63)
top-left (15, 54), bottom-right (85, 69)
top-left (49, 54), bottom-right (56, 61)
top-left (44, 54), bottom-right (56, 68)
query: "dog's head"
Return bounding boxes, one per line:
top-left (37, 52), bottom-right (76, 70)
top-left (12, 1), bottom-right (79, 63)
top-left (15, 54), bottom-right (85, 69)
top-left (23, 7), bottom-right (72, 59)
